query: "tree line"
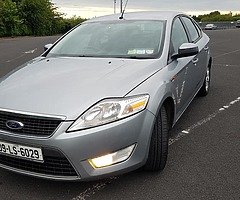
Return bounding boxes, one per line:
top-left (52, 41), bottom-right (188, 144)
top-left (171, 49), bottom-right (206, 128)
top-left (1, 1), bottom-right (240, 37)
top-left (0, 0), bottom-right (86, 37)
top-left (192, 11), bottom-right (240, 22)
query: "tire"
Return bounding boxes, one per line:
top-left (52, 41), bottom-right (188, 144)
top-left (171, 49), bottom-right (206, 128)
top-left (198, 64), bottom-right (211, 97)
top-left (144, 106), bottom-right (169, 172)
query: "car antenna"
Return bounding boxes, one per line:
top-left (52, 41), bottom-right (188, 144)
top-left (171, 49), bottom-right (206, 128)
top-left (119, 0), bottom-right (129, 19)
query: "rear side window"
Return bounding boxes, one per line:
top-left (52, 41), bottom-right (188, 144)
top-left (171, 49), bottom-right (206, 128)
top-left (194, 21), bottom-right (202, 36)
top-left (170, 18), bottom-right (189, 56)
top-left (181, 17), bottom-right (200, 42)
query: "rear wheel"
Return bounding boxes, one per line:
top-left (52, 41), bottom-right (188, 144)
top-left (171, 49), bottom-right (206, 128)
top-left (144, 106), bottom-right (169, 172)
top-left (198, 64), bottom-right (211, 97)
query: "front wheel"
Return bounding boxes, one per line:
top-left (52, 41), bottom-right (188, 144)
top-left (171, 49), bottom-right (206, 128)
top-left (198, 65), bottom-right (211, 97)
top-left (144, 106), bottom-right (169, 172)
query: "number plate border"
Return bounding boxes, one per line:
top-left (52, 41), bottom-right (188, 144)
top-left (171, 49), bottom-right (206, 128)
top-left (0, 140), bottom-right (44, 163)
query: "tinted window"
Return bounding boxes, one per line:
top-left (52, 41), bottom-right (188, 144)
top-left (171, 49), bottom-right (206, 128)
top-left (182, 17), bottom-right (199, 42)
top-left (170, 18), bottom-right (189, 56)
top-left (48, 20), bottom-right (165, 59)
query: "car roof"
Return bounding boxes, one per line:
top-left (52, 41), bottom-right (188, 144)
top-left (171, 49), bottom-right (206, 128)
top-left (86, 11), bottom-right (185, 23)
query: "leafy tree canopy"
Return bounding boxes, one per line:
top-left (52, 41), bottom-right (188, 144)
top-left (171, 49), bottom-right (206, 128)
top-left (0, 0), bottom-right (86, 37)
top-left (192, 11), bottom-right (240, 22)
top-left (1, 1), bottom-right (239, 37)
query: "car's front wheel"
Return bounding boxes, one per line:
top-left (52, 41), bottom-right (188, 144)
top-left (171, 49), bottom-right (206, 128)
top-left (198, 64), bottom-right (211, 97)
top-left (144, 106), bottom-right (169, 172)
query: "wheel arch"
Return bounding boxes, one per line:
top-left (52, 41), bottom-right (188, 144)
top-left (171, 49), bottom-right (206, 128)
top-left (153, 95), bottom-right (176, 130)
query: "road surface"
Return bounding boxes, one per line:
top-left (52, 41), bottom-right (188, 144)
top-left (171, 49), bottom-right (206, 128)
top-left (0, 29), bottom-right (239, 200)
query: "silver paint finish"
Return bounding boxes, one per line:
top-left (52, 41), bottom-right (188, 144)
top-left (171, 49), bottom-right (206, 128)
top-left (0, 11), bottom-right (211, 180)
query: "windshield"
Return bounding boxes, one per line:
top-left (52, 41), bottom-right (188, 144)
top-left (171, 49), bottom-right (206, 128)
top-left (47, 20), bottom-right (165, 59)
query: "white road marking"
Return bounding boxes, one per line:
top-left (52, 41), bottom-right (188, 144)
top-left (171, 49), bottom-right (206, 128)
top-left (72, 177), bottom-right (118, 200)
top-left (211, 39), bottom-right (231, 45)
top-left (214, 63), bottom-right (239, 67)
top-left (6, 54), bottom-right (25, 63)
top-left (24, 48), bottom-right (37, 54)
top-left (213, 49), bottom-right (240, 58)
top-left (71, 96), bottom-right (240, 200)
top-left (182, 130), bottom-right (189, 134)
top-left (5, 48), bottom-right (37, 63)
top-left (169, 96), bottom-right (240, 146)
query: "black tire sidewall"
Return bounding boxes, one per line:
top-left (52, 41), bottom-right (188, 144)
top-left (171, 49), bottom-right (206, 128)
top-left (144, 106), bottom-right (169, 171)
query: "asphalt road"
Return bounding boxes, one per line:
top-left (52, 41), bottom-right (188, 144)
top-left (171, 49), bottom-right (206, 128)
top-left (0, 29), bottom-right (239, 200)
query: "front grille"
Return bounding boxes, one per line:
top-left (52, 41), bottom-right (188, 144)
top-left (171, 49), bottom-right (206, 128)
top-left (0, 110), bottom-right (63, 137)
top-left (0, 148), bottom-right (78, 177)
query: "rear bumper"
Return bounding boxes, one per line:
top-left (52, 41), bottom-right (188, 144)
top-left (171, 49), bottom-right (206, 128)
top-left (0, 110), bottom-right (155, 181)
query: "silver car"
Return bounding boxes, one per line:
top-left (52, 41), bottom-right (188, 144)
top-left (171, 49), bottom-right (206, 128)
top-left (0, 11), bottom-right (211, 181)
top-left (205, 23), bottom-right (217, 30)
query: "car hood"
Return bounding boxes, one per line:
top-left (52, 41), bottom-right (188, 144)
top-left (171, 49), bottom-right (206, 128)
top-left (0, 57), bottom-right (162, 120)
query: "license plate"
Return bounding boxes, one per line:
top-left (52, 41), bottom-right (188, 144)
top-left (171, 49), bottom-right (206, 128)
top-left (0, 141), bottom-right (43, 162)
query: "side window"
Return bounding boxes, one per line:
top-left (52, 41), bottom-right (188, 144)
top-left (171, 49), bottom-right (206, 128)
top-left (181, 17), bottom-right (200, 42)
top-left (170, 18), bottom-right (189, 56)
top-left (194, 21), bottom-right (202, 36)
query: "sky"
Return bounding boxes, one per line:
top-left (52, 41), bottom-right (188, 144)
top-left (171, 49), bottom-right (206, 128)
top-left (51, 0), bottom-right (240, 18)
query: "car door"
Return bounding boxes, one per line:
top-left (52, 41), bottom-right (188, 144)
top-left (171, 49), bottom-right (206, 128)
top-left (181, 16), bottom-right (209, 91)
top-left (168, 17), bottom-right (198, 117)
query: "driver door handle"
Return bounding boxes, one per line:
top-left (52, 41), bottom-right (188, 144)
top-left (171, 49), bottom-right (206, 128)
top-left (204, 46), bottom-right (209, 51)
top-left (192, 58), bottom-right (199, 65)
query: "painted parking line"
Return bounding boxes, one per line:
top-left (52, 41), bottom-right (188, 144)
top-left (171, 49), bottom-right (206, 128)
top-left (214, 63), bottom-right (239, 67)
top-left (211, 39), bottom-right (231, 44)
top-left (24, 48), bottom-right (37, 54)
top-left (169, 96), bottom-right (240, 145)
top-left (5, 48), bottom-right (37, 63)
top-left (213, 49), bottom-right (240, 58)
top-left (72, 177), bottom-right (118, 200)
top-left (5, 54), bottom-right (26, 63)
top-left (71, 96), bottom-right (240, 200)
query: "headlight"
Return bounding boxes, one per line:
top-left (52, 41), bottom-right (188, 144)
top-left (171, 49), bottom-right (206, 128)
top-left (67, 94), bottom-right (149, 132)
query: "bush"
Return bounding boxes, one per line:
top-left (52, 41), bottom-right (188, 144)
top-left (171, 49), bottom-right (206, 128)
top-left (0, 0), bottom-right (86, 37)
top-left (0, 0), bottom-right (21, 36)
top-left (193, 11), bottom-right (240, 22)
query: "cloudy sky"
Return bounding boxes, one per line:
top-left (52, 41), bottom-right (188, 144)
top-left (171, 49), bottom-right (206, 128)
top-left (51, 0), bottom-right (240, 18)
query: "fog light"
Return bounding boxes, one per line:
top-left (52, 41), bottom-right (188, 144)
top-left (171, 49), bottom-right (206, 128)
top-left (89, 144), bottom-right (135, 168)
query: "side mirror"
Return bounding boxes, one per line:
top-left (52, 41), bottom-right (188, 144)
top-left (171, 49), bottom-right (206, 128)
top-left (172, 43), bottom-right (199, 60)
top-left (44, 44), bottom-right (53, 51)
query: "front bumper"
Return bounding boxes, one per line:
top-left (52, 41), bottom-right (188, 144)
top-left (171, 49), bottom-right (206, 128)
top-left (0, 110), bottom-right (155, 181)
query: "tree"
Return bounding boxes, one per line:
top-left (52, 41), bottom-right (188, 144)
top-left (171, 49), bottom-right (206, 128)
top-left (18, 0), bottom-right (60, 35)
top-left (0, 0), bottom-right (3, 35)
top-left (0, 0), bottom-right (21, 36)
top-left (209, 11), bottom-right (221, 16)
top-left (59, 16), bottom-right (86, 33)
top-left (196, 11), bottom-right (240, 22)
top-left (0, 0), bottom-right (86, 37)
